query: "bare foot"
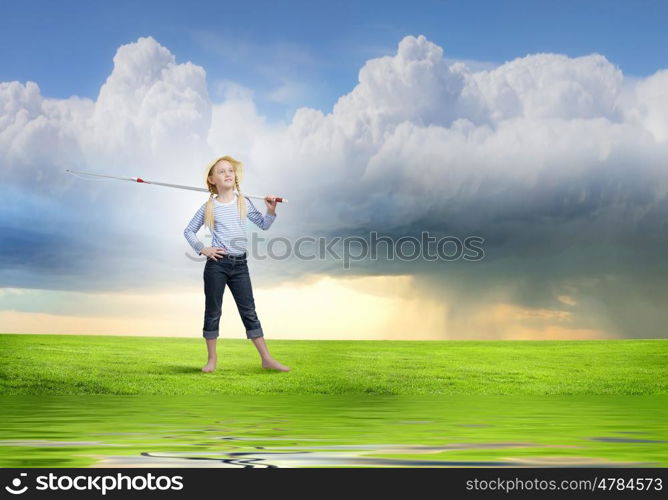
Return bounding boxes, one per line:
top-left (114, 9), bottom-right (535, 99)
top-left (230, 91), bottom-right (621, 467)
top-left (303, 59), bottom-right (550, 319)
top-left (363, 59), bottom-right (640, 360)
top-left (262, 358), bottom-right (291, 372)
top-left (202, 358), bottom-right (217, 373)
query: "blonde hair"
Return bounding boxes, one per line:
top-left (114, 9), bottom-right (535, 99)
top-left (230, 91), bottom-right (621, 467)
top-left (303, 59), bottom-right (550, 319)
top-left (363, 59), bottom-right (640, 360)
top-left (204, 155), bottom-right (247, 231)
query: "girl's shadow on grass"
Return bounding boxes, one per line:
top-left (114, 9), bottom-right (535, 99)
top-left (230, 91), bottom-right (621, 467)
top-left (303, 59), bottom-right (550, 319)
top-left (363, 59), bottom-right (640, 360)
top-left (161, 364), bottom-right (274, 375)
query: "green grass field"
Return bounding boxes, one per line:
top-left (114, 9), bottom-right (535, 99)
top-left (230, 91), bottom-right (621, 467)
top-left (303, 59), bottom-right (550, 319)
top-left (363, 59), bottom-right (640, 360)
top-left (1, 334), bottom-right (666, 395)
top-left (2, 334), bottom-right (667, 467)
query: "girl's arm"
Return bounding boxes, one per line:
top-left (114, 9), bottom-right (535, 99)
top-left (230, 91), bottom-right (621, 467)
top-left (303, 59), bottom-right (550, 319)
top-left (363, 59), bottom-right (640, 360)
top-left (183, 204), bottom-right (207, 255)
top-left (245, 196), bottom-right (276, 230)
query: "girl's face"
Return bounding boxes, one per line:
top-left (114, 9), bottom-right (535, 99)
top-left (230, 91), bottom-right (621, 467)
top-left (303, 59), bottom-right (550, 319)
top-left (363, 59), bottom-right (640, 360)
top-left (209, 160), bottom-right (235, 189)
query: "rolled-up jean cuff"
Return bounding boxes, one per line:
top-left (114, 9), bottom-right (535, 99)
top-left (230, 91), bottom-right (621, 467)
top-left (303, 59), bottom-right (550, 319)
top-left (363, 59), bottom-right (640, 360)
top-left (203, 330), bottom-right (219, 339)
top-left (246, 328), bottom-right (264, 339)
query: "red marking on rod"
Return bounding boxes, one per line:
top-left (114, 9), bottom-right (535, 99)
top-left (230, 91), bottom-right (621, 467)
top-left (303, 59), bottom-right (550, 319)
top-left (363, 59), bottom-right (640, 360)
top-left (136, 178), bottom-right (145, 183)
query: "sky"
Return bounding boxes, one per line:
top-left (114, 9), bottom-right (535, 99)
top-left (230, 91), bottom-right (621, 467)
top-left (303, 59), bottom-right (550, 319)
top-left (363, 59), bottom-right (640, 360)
top-left (2, 0), bottom-right (667, 121)
top-left (1, 0), bottom-right (667, 340)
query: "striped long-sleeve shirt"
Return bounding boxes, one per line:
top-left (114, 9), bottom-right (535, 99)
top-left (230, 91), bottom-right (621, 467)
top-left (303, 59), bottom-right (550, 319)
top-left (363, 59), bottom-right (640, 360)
top-left (183, 193), bottom-right (276, 256)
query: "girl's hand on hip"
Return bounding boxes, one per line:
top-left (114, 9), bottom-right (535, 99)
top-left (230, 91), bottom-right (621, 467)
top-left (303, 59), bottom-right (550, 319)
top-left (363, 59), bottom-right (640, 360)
top-left (201, 246), bottom-right (227, 261)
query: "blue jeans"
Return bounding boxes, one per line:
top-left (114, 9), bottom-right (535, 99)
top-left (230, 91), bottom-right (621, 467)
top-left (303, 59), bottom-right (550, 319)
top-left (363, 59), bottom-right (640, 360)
top-left (202, 252), bottom-right (264, 340)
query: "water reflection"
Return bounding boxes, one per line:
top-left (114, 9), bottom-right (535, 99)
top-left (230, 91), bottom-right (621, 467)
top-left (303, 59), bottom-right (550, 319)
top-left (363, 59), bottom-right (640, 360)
top-left (0, 395), bottom-right (665, 468)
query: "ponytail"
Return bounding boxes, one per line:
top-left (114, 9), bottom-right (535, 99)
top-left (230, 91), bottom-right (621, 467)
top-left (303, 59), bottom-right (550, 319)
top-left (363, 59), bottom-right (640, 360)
top-left (204, 193), bottom-right (215, 232)
top-left (235, 177), bottom-right (247, 220)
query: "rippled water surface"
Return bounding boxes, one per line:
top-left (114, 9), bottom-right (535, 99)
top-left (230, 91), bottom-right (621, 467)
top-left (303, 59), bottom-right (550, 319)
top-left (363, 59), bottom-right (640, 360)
top-left (1, 395), bottom-right (666, 467)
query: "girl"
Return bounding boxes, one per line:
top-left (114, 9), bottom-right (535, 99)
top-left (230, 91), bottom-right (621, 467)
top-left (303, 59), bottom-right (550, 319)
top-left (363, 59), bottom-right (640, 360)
top-left (184, 155), bottom-right (290, 373)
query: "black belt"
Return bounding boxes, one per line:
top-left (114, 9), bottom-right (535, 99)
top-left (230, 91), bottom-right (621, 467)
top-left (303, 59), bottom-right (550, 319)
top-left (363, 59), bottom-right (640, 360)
top-left (220, 252), bottom-right (247, 260)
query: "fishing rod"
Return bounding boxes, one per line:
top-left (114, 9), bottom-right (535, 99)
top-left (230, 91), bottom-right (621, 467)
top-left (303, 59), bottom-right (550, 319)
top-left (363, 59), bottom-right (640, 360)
top-left (64, 169), bottom-right (288, 203)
